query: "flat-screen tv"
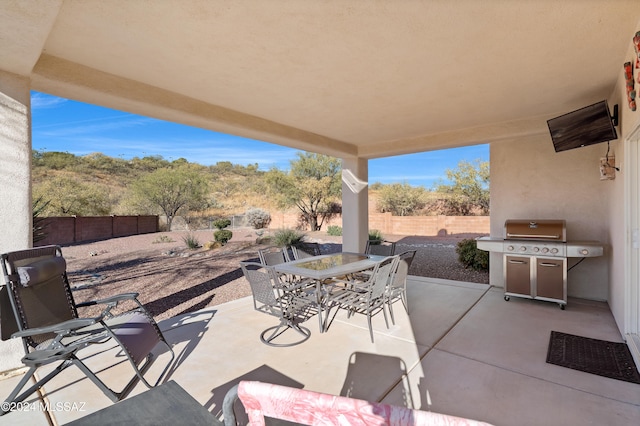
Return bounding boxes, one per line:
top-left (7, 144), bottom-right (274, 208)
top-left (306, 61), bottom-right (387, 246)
top-left (547, 100), bottom-right (618, 153)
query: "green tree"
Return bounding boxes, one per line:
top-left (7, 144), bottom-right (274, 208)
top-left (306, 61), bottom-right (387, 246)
top-left (434, 159), bottom-right (490, 215)
top-left (33, 176), bottom-right (111, 216)
top-left (377, 182), bottom-right (427, 216)
top-left (33, 151), bottom-right (78, 170)
top-left (129, 166), bottom-right (209, 230)
top-left (265, 152), bottom-right (342, 231)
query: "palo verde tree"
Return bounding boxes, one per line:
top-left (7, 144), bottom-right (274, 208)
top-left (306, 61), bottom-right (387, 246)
top-left (377, 182), bottom-right (427, 216)
top-left (32, 176), bottom-right (111, 216)
top-left (434, 159), bottom-right (490, 215)
top-left (129, 165), bottom-right (209, 230)
top-left (265, 152), bottom-right (342, 231)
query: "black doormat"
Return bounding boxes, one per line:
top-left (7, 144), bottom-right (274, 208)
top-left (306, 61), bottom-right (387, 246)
top-left (546, 331), bottom-right (640, 384)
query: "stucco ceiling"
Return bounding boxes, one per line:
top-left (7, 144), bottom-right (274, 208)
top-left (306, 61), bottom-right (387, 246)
top-left (2, 0), bottom-right (640, 159)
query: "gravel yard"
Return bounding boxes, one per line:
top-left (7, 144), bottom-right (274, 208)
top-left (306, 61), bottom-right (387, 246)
top-left (60, 229), bottom-right (489, 322)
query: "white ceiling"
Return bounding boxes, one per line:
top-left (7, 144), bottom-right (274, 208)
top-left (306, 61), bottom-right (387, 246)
top-left (2, 0), bottom-right (640, 159)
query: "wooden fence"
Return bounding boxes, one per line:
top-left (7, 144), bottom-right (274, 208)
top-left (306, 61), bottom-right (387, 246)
top-left (36, 215), bottom-right (159, 246)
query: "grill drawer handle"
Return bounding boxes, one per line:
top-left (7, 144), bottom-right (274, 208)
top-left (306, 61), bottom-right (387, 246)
top-left (508, 259), bottom-right (527, 265)
top-left (506, 233), bottom-right (561, 239)
top-left (539, 262), bottom-right (560, 267)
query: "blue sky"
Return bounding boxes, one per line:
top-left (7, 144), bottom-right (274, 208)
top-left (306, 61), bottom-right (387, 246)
top-left (31, 92), bottom-right (488, 188)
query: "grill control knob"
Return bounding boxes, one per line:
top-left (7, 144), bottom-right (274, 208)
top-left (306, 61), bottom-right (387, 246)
top-left (551, 248), bottom-right (559, 254)
top-left (581, 249), bottom-right (589, 255)
top-left (533, 247), bottom-right (540, 253)
top-left (507, 245), bottom-right (514, 251)
top-left (520, 246), bottom-right (527, 252)
top-left (541, 247), bottom-right (549, 253)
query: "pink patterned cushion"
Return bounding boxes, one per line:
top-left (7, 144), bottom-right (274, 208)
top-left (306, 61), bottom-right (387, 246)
top-left (237, 380), bottom-right (493, 426)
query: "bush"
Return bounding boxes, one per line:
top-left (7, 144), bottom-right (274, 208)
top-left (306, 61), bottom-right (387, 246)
top-left (204, 240), bottom-right (221, 250)
top-left (246, 208), bottom-right (271, 229)
top-left (153, 235), bottom-right (175, 244)
top-left (214, 229), bottom-right (233, 245)
top-left (368, 229), bottom-right (383, 244)
top-left (213, 218), bottom-right (231, 230)
top-left (456, 239), bottom-right (489, 271)
top-left (182, 233), bottom-right (201, 249)
top-left (327, 225), bottom-right (342, 236)
top-left (272, 228), bottom-right (304, 247)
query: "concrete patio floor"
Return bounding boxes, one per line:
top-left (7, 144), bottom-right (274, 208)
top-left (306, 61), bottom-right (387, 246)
top-left (1, 277), bottom-right (639, 425)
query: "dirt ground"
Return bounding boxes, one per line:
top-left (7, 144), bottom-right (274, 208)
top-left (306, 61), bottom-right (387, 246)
top-left (60, 228), bottom-right (489, 322)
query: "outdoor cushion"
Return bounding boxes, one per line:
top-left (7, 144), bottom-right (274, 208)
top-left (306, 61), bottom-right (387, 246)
top-left (17, 256), bottom-right (66, 287)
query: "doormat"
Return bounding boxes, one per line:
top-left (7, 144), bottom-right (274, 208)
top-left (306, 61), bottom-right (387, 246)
top-left (546, 331), bottom-right (640, 384)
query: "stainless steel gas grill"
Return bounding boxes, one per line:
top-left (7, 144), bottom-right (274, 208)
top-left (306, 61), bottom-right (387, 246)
top-left (477, 220), bottom-right (603, 309)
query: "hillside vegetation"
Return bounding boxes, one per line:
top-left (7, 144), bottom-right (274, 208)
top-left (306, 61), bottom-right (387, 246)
top-left (32, 151), bottom-right (489, 225)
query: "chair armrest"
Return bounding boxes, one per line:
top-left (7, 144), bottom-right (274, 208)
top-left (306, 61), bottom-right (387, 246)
top-left (76, 292), bottom-right (140, 307)
top-left (11, 317), bottom-right (101, 338)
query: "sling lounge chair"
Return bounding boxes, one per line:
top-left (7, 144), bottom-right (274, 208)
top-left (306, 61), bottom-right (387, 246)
top-left (0, 245), bottom-right (174, 415)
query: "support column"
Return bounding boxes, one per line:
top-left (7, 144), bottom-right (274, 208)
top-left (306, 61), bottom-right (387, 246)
top-left (341, 157), bottom-right (368, 253)
top-left (0, 70), bottom-right (32, 254)
top-left (0, 70), bottom-right (32, 373)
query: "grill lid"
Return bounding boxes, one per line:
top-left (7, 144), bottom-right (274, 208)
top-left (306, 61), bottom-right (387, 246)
top-left (504, 220), bottom-right (566, 242)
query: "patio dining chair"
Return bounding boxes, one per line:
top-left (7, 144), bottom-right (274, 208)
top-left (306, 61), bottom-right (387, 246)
top-left (364, 239), bottom-right (396, 256)
top-left (327, 256), bottom-right (399, 342)
top-left (291, 242), bottom-right (322, 260)
top-left (240, 262), bottom-right (317, 347)
top-left (257, 247), bottom-right (289, 265)
top-left (0, 245), bottom-right (174, 415)
top-left (386, 250), bottom-right (416, 324)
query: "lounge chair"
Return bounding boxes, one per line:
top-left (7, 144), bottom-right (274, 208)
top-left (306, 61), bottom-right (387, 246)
top-left (222, 380), bottom-right (494, 425)
top-left (0, 245), bottom-right (174, 415)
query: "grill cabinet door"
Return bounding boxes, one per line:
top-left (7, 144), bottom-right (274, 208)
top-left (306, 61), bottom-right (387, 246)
top-left (505, 256), bottom-right (531, 296)
top-left (536, 258), bottom-right (565, 301)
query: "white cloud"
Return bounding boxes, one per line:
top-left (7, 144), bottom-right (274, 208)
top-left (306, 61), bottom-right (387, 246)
top-left (31, 93), bottom-right (67, 109)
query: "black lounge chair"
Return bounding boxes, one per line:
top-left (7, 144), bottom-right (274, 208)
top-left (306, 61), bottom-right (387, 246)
top-left (0, 245), bottom-right (175, 415)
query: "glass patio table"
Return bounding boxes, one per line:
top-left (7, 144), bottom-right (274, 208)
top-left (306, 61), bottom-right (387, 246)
top-left (274, 252), bottom-right (386, 332)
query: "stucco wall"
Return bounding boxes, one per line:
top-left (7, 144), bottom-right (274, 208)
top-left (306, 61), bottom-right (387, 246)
top-left (268, 211), bottom-right (489, 237)
top-left (490, 133), bottom-right (611, 301)
top-left (0, 71), bottom-right (32, 372)
top-left (607, 19), bottom-right (640, 335)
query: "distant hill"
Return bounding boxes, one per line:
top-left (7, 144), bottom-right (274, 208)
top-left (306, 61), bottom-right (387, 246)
top-left (31, 151), bottom-right (280, 218)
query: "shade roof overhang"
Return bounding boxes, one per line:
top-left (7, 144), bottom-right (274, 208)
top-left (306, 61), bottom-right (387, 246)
top-left (2, 0), bottom-right (640, 159)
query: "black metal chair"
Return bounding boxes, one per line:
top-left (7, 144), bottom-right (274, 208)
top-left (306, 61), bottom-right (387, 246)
top-left (0, 245), bottom-right (174, 415)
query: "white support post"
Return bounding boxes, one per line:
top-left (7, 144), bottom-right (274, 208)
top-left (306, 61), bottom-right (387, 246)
top-left (341, 158), bottom-right (368, 253)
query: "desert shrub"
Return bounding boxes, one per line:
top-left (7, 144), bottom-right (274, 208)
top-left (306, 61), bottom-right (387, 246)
top-left (272, 228), bottom-right (304, 247)
top-left (246, 208), bottom-right (271, 229)
top-left (213, 218), bottom-right (231, 230)
top-left (214, 229), bottom-right (233, 244)
top-left (456, 239), bottom-right (489, 271)
top-left (153, 235), bottom-right (175, 244)
top-left (327, 225), bottom-right (342, 236)
top-left (32, 195), bottom-right (50, 244)
top-left (182, 233), bottom-right (201, 249)
top-left (368, 229), bottom-right (383, 244)
top-left (204, 240), bottom-right (221, 250)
